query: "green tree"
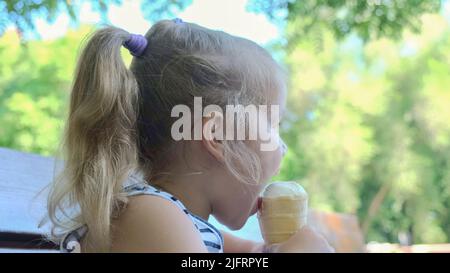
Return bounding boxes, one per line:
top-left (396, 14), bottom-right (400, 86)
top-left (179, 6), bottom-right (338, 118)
top-left (249, 0), bottom-right (442, 41)
top-left (0, 0), bottom-right (191, 36)
top-left (0, 26), bottom-right (90, 155)
top-left (275, 13), bottom-right (450, 243)
top-left (0, 25), bottom-right (137, 156)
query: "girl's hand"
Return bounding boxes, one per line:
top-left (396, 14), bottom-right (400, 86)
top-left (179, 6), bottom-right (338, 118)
top-left (263, 225), bottom-right (335, 253)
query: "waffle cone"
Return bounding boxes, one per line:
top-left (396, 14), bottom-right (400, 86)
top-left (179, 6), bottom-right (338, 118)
top-left (257, 183), bottom-right (308, 244)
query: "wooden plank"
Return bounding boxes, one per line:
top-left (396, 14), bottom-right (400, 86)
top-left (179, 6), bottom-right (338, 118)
top-left (0, 231), bottom-right (58, 249)
top-left (0, 147), bottom-right (56, 235)
top-left (0, 248), bottom-right (59, 253)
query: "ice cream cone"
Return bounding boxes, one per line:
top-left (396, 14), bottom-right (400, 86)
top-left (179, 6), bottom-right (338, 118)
top-left (257, 182), bottom-right (308, 244)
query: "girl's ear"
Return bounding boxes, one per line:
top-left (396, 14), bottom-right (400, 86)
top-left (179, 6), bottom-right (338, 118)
top-left (202, 111), bottom-right (225, 162)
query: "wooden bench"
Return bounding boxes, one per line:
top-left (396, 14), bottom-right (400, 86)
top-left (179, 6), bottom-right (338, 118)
top-left (0, 147), bottom-right (58, 252)
top-left (0, 146), bottom-right (365, 252)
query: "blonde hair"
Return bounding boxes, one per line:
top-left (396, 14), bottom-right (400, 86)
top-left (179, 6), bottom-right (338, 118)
top-left (47, 20), bottom-right (286, 251)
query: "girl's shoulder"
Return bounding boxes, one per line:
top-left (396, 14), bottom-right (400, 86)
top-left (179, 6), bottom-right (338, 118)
top-left (120, 181), bottom-right (224, 252)
top-left (61, 172), bottom-right (224, 252)
top-left (110, 193), bottom-right (208, 252)
top-left (61, 191), bottom-right (207, 253)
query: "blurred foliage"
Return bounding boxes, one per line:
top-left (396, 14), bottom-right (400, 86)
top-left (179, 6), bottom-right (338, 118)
top-left (0, 25), bottom-right (134, 156)
top-left (0, 0), bottom-right (115, 35)
top-left (273, 13), bottom-right (450, 244)
top-left (1, 25), bottom-right (85, 155)
top-left (0, 0), bottom-right (191, 36)
top-left (248, 0), bottom-right (442, 41)
top-left (0, 1), bottom-right (449, 245)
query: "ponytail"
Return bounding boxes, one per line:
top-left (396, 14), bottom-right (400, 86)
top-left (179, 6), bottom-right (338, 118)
top-left (47, 26), bottom-right (140, 252)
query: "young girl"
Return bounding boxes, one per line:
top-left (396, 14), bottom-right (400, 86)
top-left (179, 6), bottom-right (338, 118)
top-left (46, 18), bottom-right (333, 253)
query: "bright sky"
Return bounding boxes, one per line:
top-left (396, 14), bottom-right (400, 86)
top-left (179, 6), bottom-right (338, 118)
top-left (33, 0), bottom-right (280, 44)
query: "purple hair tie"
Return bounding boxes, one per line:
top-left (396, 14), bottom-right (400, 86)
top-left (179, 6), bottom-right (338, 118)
top-left (123, 34), bottom-right (148, 57)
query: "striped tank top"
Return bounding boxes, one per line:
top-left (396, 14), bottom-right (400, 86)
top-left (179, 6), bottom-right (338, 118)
top-left (60, 173), bottom-right (224, 253)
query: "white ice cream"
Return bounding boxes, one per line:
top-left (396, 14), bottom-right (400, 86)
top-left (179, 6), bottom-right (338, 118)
top-left (262, 181), bottom-right (308, 199)
top-left (258, 181), bottom-right (309, 244)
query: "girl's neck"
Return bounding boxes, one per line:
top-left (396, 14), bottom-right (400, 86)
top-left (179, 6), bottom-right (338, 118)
top-left (151, 176), bottom-right (213, 221)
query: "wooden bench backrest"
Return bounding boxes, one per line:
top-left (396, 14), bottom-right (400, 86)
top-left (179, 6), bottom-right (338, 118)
top-left (0, 147), bottom-right (58, 251)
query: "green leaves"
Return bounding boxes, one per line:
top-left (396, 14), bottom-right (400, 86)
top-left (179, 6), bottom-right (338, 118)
top-left (0, 26), bottom-right (93, 156)
top-left (248, 0), bottom-right (442, 42)
top-left (0, 0), bottom-right (190, 36)
top-left (280, 13), bottom-right (450, 243)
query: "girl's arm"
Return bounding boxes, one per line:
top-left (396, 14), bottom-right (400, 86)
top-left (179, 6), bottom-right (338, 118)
top-left (221, 226), bottom-right (335, 253)
top-left (221, 230), bottom-right (265, 253)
